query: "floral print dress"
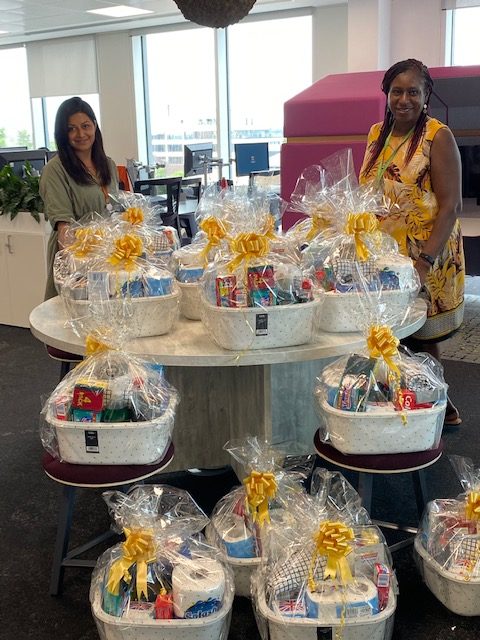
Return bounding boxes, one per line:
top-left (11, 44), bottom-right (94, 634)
top-left (360, 117), bottom-right (465, 342)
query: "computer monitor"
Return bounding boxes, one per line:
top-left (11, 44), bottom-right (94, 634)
top-left (0, 146), bottom-right (28, 152)
top-left (0, 149), bottom-right (48, 177)
top-left (459, 145), bottom-right (480, 199)
top-left (183, 143), bottom-right (213, 177)
top-left (234, 142), bottom-right (269, 177)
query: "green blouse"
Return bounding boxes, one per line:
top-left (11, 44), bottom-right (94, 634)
top-left (40, 154), bottom-right (119, 300)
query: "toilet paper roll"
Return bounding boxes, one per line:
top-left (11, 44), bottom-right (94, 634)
top-left (218, 514), bottom-right (256, 559)
top-left (172, 558), bottom-right (225, 619)
top-left (305, 577), bottom-right (379, 621)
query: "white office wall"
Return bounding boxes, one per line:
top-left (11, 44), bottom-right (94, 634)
top-left (312, 4), bottom-right (348, 81)
top-left (95, 32), bottom-right (138, 166)
top-left (390, 0), bottom-right (446, 67)
top-left (347, 0), bottom-right (391, 71)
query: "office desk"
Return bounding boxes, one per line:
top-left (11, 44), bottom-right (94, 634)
top-left (30, 297), bottom-right (426, 472)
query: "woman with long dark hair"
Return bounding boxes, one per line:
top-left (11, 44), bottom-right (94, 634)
top-left (360, 59), bottom-right (465, 425)
top-left (40, 96), bottom-right (118, 299)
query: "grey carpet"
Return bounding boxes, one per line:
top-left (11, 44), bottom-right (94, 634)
top-left (0, 324), bottom-right (479, 639)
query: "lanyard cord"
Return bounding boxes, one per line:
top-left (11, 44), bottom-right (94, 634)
top-left (376, 127), bottom-right (414, 183)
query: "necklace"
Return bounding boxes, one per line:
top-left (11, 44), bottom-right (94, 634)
top-left (376, 127), bottom-right (414, 183)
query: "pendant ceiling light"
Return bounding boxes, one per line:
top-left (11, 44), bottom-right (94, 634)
top-left (173, 0), bottom-right (257, 29)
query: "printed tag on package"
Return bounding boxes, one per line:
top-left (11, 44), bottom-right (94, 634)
top-left (85, 430), bottom-right (99, 453)
top-left (255, 313), bottom-right (268, 336)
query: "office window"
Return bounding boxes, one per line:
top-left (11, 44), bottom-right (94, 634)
top-left (451, 7), bottom-right (480, 64)
top-left (31, 94), bottom-right (100, 150)
top-left (0, 47), bottom-right (33, 148)
top-left (228, 16), bottom-right (312, 170)
top-left (144, 29), bottom-right (217, 175)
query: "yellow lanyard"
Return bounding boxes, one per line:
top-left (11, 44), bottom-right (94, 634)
top-left (376, 127), bottom-right (414, 183)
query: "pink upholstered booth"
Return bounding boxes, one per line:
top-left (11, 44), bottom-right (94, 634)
top-left (281, 65), bottom-right (480, 230)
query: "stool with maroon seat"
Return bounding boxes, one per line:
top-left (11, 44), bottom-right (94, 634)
top-left (45, 344), bottom-right (83, 381)
top-left (43, 442), bottom-right (174, 596)
top-left (313, 431), bottom-right (443, 552)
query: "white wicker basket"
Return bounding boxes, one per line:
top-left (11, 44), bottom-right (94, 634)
top-left (177, 281), bottom-right (202, 320)
top-left (414, 537), bottom-right (480, 616)
top-left (253, 578), bottom-right (396, 640)
top-left (69, 291), bottom-right (180, 338)
top-left (319, 289), bottom-right (415, 333)
top-left (91, 573), bottom-right (234, 640)
top-left (47, 395), bottom-right (176, 465)
top-left (317, 398), bottom-right (446, 455)
top-left (201, 299), bottom-right (322, 351)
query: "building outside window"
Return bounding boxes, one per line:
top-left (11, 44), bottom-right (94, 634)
top-left (144, 28), bottom-right (217, 176)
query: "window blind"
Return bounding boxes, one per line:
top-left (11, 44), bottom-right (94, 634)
top-left (26, 36), bottom-right (98, 98)
top-left (442, 1), bottom-right (480, 9)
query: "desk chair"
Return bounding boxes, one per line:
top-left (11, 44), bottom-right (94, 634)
top-left (44, 442), bottom-right (174, 595)
top-left (134, 177), bottom-right (183, 240)
top-left (313, 431), bottom-right (443, 552)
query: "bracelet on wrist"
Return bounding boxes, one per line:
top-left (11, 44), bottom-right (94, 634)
top-left (418, 252), bottom-right (435, 267)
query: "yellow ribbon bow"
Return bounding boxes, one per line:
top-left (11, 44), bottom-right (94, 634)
top-left (107, 528), bottom-right (156, 600)
top-left (344, 212), bottom-right (379, 261)
top-left (306, 205), bottom-right (330, 242)
top-left (107, 234), bottom-right (143, 270)
top-left (122, 207), bottom-right (144, 225)
top-left (466, 491), bottom-right (480, 522)
top-left (199, 217), bottom-right (230, 262)
top-left (70, 227), bottom-right (104, 258)
top-left (227, 232), bottom-right (271, 274)
top-left (85, 333), bottom-right (110, 356)
top-left (366, 324), bottom-right (401, 377)
top-left (243, 470), bottom-right (278, 526)
top-left (308, 521), bottom-right (354, 591)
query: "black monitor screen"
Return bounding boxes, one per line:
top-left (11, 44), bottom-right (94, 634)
top-left (1, 149), bottom-right (47, 177)
top-left (459, 145), bottom-right (480, 198)
top-left (234, 142), bottom-right (269, 177)
top-left (184, 143), bottom-right (213, 177)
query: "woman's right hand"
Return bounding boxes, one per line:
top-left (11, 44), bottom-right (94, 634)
top-left (57, 222), bottom-right (73, 250)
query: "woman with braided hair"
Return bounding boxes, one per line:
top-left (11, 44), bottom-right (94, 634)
top-left (360, 59), bottom-right (465, 426)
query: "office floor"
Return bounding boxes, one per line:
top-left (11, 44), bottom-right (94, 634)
top-left (1, 304), bottom-right (479, 638)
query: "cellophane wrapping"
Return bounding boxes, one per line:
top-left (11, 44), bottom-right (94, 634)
top-left (40, 343), bottom-right (179, 465)
top-left (58, 211), bottom-right (180, 338)
top-left (301, 180), bottom-right (420, 333)
top-left (199, 188), bottom-right (320, 350)
top-left (90, 485), bottom-right (234, 638)
top-left (286, 149), bottom-right (357, 248)
top-left (415, 456), bottom-right (480, 583)
top-left (206, 438), bottom-right (314, 566)
top-left (251, 468), bottom-right (397, 638)
top-left (314, 341), bottom-right (447, 455)
top-left (313, 254), bottom-right (445, 455)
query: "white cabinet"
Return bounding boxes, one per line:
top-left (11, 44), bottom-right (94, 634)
top-left (0, 212), bottom-right (51, 328)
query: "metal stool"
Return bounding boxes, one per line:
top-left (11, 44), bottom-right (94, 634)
top-left (313, 431), bottom-right (443, 552)
top-left (43, 442), bottom-right (174, 595)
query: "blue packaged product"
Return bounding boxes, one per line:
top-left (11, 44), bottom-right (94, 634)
top-left (144, 275), bottom-right (173, 296)
top-left (177, 267), bottom-right (204, 283)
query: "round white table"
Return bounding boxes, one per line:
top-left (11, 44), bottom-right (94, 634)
top-left (30, 297), bottom-right (427, 472)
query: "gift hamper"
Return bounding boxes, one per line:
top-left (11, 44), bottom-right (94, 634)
top-left (205, 438), bottom-right (313, 597)
top-left (414, 455), bottom-right (480, 616)
top-left (252, 468), bottom-right (398, 640)
top-left (315, 334), bottom-right (447, 454)
top-left (90, 485), bottom-right (234, 640)
top-left (41, 327), bottom-right (179, 465)
top-left (58, 203), bottom-right (180, 338)
top-left (301, 180), bottom-right (420, 334)
top-left (314, 276), bottom-right (447, 455)
top-left (200, 189), bottom-right (321, 350)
